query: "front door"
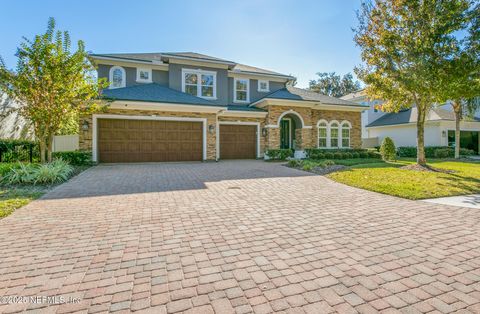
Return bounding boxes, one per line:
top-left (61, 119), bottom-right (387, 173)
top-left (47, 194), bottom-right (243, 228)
top-left (280, 119), bottom-right (291, 149)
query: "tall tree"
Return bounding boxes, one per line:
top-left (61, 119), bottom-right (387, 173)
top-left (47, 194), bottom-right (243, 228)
top-left (437, 3), bottom-right (480, 158)
top-left (354, 0), bottom-right (473, 166)
top-left (0, 18), bottom-right (106, 162)
top-left (308, 72), bottom-right (361, 97)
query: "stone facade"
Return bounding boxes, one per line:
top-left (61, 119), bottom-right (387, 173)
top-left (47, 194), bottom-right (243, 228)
top-left (264, 105), bottom-right (362, 150)
top-left (79, 105), bottom-right (362, 162)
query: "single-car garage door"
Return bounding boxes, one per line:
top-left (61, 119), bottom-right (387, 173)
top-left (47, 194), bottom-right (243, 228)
top-left (219, 124), bottom-right (257, 159)
top-left (98, 119), bottom-right (203, 163)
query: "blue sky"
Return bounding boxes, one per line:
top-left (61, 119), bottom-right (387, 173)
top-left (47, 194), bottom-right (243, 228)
top-left (0, 0), bottom-right (362, 88)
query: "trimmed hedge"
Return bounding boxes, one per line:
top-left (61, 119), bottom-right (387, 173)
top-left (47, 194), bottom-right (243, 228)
top-left (397, 146), bottom-right (475, 158)
top-left (52, 150), bottom-right (92, 165)
top-left (0, 139), bottom-right (39, 162)
top-left (265, 149), bottom-right (294, 160)
top-left (305, 148), bottom-right (380, 160)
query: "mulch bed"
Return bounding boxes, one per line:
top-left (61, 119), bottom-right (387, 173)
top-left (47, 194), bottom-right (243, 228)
top-left (400, 164), bottom-right (455, 174)
top-left (289, 164), bottom-right (348, 175)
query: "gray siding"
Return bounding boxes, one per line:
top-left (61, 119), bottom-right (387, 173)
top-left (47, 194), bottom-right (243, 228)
top-left (228, 78), bottom-right (285, 105)
top-left (97, 64), bottom-right (168, 87)
top-left (97, 63), bottom-right (285, 106)
top-left (168, 64), bottom-right (228, 106)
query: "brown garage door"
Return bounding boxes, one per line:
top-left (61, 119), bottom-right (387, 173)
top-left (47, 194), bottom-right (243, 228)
top-left (220, 124), bottom-right (257, 159)
top-left (98, 119), bottom-right (203, 163)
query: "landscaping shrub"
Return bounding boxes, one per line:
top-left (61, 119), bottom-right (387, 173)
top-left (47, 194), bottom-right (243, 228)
top-left (397, 146), bottom-right (476, 158)
top-left (265, 149), bottom-right (293, 160)
top-left (324, 152), bottom-right (334, 159)
top-left (287, 159), bottom-right (302, 167)
top-left (2, 163), bottom-right (37, 185)
top-left (380, 137), bottom-right (396, 161)
top-left (0, 139), bottom-right (39, 162)
top-left (433, 148), bottom-right (452, 158)
top-left (460, 148), bottom-right (475, 156)
top-left (33, 159), bottom-right (74, 185)
top-left (52, 150), bottom-right (92, 165)
top-left (305, 148), bottom-right (376, 160)
top-left (1, 160), bottom-right (74, 185)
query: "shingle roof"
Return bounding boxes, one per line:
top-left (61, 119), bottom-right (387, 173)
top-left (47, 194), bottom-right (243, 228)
top-left (259, 86), bottom-right (368, 107)
top-left (101, 83), bottom-right (224, 107)
top-left (367, 107), bottom-right (480, 127)
top-left (231, 64), bottom-right (293, 78)
top-left (161, 52), bottom-right (235, 64)
top-left (90, 52), bottom-right (292, 78)
top-left (227, 105), bottom-right (266, 112)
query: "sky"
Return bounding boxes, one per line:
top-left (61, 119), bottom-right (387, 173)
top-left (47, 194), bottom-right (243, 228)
top-left (0, 0), bottom-right (363, 88)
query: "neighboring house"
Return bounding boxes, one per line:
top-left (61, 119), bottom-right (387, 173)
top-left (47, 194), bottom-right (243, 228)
top-left (0, 93), bottom-right (32, 139)
top-left (341, 90), bottom-right (385, 139)
top-left (82, 52), bottom-right (367, 162)
top-left (342, 90), bottom-right (480, 153)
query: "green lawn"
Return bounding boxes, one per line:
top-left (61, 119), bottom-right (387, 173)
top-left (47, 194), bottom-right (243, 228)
top-left (326, 158), bottom-right (480, 200)
top-left (0, 187), bottom-right (46, 218)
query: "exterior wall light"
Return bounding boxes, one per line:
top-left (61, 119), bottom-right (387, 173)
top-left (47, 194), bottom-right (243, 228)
top-left (82, 121), bottom-right (90, 131)
top-left (442, 130), bottom-right (447, 137)
top-left (209, 124), bottom-right (215, 134)
top-left (262, 127), bottom-right (268, 137)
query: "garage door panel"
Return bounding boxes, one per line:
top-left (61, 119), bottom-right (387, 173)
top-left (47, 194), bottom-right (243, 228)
top-left (98, 119), bottom-right (203, 163)
top-left (220, 125), bottom-right (256, 159)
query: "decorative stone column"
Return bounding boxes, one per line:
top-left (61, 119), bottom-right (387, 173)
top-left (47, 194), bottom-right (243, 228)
top-left (266, 127), bottom-right (280, 150)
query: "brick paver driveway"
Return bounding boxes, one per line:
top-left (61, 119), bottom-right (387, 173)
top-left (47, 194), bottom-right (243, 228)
top-left (1, 161), bottom-right (480, 314)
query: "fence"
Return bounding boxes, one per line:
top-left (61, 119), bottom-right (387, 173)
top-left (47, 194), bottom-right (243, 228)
top-left (362, 137), bottom-right (379, 148)
top-left (52, 135), bottom-right (79, 152)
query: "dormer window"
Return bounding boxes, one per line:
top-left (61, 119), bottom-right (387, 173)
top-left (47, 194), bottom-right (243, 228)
top-left (109, 66), bottom-right (126, 89)
top-left (258, 80), bottom-right (269, 92)
top-left (136, 68), bottom-right (152, 83)
top-left (182, 69), bottom-right (216, 99)
top-left (234, 78), bottom-right (250, 103)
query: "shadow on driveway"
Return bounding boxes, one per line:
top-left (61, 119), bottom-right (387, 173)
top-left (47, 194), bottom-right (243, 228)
top-left (42, 160), bottom-right (314, 200)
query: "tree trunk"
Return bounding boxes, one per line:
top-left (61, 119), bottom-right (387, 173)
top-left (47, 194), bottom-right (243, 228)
top-left (47, 134), bottom-right (54, 163)
top-left (452, 101), bottom-right (461, 159)
top-left (416, 107), bottom-right (427, 165)
top-left (39, 138), bottom-right (46, 163)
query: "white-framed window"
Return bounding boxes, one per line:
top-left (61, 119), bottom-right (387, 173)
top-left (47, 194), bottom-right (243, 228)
top-left (136, 68), bottom-right (152, 83)
top-left (318, 120), bottom-right (328, 148)
top-left (181, 69), bottom-right (217, 99)
top-left (341, 121), bottom-right (351, 148)
top-left (109, 66), bottom-right (126, 89)
top-left (330, 121), bottom-right (339, 148)
top-left (234, 78), bottom-right (250, 103)
top-left (258, 80), bottom-right (269, 92)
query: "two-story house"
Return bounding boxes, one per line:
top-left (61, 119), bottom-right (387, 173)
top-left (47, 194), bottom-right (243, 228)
top-left (80, 52), bottom-right (367, 162)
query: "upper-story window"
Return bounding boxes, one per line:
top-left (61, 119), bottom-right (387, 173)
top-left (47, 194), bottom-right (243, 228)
top-left (182, 69), bottom-right (216, 99)
top-left (109, 66), bottom-right (126, 89)
top-left (258, 80), bottom-right (269, 92)
top-left (234, 78), bottom-right (250, 103)
top-left (136, 68), bottom-right (152, 83)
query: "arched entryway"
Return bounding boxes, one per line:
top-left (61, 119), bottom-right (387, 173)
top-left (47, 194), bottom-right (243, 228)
top-left (278, 111), bottom-right (304, 150)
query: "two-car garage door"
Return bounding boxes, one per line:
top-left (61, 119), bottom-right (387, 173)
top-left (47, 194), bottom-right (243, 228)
top-left (97, 118), bottom-right (257, 163)
top-left (98, 119), bottom-right (203, 163)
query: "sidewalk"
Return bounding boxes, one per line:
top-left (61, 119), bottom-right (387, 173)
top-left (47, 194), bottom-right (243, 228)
top-left (423, 194), bottom-right (480, 209)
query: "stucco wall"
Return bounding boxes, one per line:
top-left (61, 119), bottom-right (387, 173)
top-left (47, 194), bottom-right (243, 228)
top-left (97, 64), bottom-right (169, 87)
top-left (367, 123), bottom-right (442, 147)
